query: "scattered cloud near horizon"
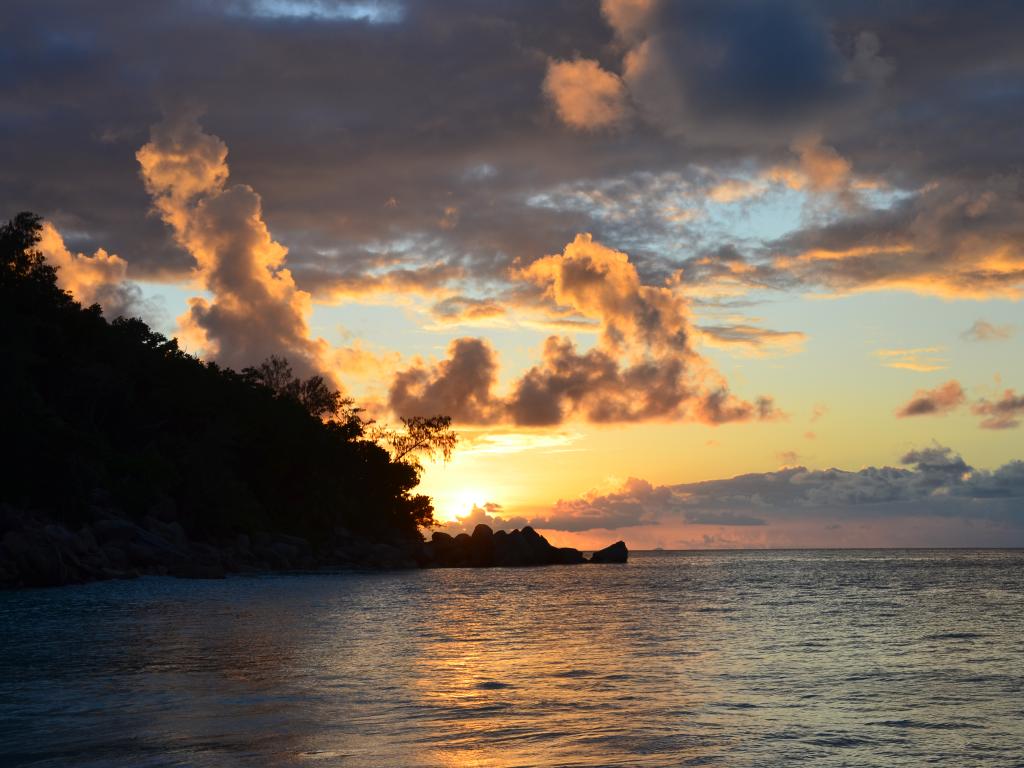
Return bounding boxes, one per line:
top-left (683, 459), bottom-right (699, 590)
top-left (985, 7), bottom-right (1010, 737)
top-left (895, 381), bottom-right (965, 418)
top-left (895, 380), bottom-right (1024, 430)
top-left (963, 320), bottom-right (1014, 342)
top-left (443, 445), bottom-right (1024, 548)
top-left (876, 347), bottom-right (947, 373)
top-left (972, 390), bottom-right (1024, 430)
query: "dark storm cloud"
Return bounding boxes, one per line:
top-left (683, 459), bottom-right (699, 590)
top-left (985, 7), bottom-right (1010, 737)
top-left (3, 0), bottom-right (1024, 300)
top-left (521, 445), bottom-right (1024, 532)
top-left (616, 0), bottom-right (865, 141)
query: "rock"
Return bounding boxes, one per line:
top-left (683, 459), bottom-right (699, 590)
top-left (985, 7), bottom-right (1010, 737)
top-left (369, 542), bottom-right (403, 568)
top-left (93, 519), bottom-right (142, 545)
top-left (74, 526), bottom-right (98, 555)
top-left (102, 543), bottom-right (129, 569)
top-left (590, 540), bottom-right (628, 564)
top-left (124, 529), bottom-right (188, 569)
top-left (423, 525), bottom-right (589, 567)
top-left (2, 529), bottom-right (77, 586)
top-left (150, 495), bottom-right (178, 523)
top-left (470, 524), bottom-right (495, 567)
top-left (493, 528), bottom-right (528, 566)
top-left (554, 547), bottom-right (587, 565)
top-left (2, 530), bottom-right (32, 561)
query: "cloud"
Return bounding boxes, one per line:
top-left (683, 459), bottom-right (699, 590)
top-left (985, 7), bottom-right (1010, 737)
top-left (6, 0), bottom-right (1024, 312)
top-left (543, 58), bottom-right (633, 131)
top-left (429, 295), bottom-right (507, 326)
top-left (442, 503), bottom-right (530, 536)
top-left (37, 220), bottom-right (146, 318)
top-left (895, 380), bottom-right (965, 417)
top-left (962, 320), bottom-right (1014, 342)
top-left (778, 450), bottom-right (800, 466)
top-left (388, 337), bottom-right (504, 422)
top-left (698, 323), bottom-right (806, 356)
top-left (390, 233), bottom-right (774, 426)
top-left (707, 177), bottom-right (767, 203)
top-left (136, 115), bottom-right (333, 378)
top-left (516, 233), bottom-right (691, 354)
top-left (875, 347), bottom-right (947, 372)
top-left (769, 176), bottom-right (1024, 299)
top-left (972, 390), bottom-right (1024, 430)
top-left (296, 261), bottom-right (463, 303)
top-left (507, 234), bottom-right (772, 424)
top-left (508, 336), bottom-right (696, 425)
top-left (610, 1), bottom-right (866, 141)
top-left (536, 477), bottom-right (670, 531)
top-left (767, 135), bottom-right (863, 208)
top-left (527, 445), bottom-right (1024, 534)
top-left (601, 0), bottom-right (655, 44)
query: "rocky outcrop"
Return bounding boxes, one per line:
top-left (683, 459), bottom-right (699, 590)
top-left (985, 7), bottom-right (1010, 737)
top-left (0, 510), bottom-right (629, 587)
top-left (0, 503), bottom-right (422, 588)
top-left (590, 540), bottom-right (629, 564)
top-left (420, 524), bottom-right (623, 568)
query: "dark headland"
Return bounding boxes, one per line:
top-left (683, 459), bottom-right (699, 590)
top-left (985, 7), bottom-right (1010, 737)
top-left (0, 212), bottom-right (625, 588)
top-left (1, 512), bottom-right (628, 588)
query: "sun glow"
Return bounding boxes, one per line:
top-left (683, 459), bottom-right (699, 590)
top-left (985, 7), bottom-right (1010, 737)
top-left (434, 487), bottom-right (489, 524)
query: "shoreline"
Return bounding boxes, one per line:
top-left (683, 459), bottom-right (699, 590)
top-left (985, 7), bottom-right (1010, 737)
top-left (0, 508), bottom-right (627, 589)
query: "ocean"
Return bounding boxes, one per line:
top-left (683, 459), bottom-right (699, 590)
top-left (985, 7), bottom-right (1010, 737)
top-left (2, 550), bottom-right (1022, 767)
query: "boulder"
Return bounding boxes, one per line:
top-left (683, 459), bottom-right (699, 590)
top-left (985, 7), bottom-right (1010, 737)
top-left (590, 540), bottom-right (628, 563)
top-left (554, 547), bottom-right (587, 565)
top-left (93, 518), bottom-right (143, 545)
top-left (469, 524), bottom-right (495, 567)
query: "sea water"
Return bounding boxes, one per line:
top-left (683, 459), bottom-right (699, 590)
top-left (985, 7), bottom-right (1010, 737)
top-left (2, 550), bottom-right (1022, 767)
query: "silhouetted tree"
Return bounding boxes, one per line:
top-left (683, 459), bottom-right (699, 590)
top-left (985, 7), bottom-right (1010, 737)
top-left (0, 211), bottom-right (449, 542)
top-left (373, 416), bottom-right (458, 473)
top-left (242, 354), bottom-right (362, 431)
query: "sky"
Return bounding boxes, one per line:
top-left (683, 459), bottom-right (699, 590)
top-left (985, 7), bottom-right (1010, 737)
top-left (4, 0), bottom-right (1024, 548)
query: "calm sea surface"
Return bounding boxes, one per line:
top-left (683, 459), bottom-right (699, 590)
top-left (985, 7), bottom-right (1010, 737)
top-left (2, 550), bottom-right (1023, 767)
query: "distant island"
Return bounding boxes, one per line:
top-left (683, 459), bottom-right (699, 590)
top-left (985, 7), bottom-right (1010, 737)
top-left (0, 212), bottom-right (625, 588)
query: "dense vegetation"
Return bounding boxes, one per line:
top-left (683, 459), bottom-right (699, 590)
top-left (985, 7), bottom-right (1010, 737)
top-left (0, 212), bottom-right (452, 548)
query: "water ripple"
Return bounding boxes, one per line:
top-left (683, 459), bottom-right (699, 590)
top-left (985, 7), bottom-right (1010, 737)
top-left (1, 549), bottom-right (1022, 766)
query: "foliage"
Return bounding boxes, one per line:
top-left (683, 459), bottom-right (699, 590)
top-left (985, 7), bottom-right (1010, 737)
top-left (0, 212), bottom-right (451, 543)
top-left (372, 416), bottom-right (458, 474)
top-left (241, 355), bottom-right (363, 437)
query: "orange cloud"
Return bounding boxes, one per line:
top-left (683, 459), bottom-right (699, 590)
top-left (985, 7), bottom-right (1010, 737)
top-left (543, 58), bottom-right (632, 131)
top-left (972, 389), bottom-right (1024, 430)
top-left (601, 0), bottom-right (655, 43)
top-left (389, 233), bottom-right (775, 426)
top-left (875, 347), bottom-right (947, 372)
top-left (698, 323), bottom-right (806, 357)
top-left (37, 221), bottom-right (136, 316)
top-left (707, 177), bottom-right (767, 203)
top-left (517, 233), bottom-right (690, 356)
top-left (137, 115), bottom-right (337, 381)
top-left (895, 380), bottom-right (965, 417)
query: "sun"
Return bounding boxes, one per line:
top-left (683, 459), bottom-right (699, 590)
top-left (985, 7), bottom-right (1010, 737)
top-left (437, 487), bottom-right (488, 524)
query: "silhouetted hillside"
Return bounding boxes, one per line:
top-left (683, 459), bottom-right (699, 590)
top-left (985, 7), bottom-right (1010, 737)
top-left (0, 212), bottom-right (451, 585)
